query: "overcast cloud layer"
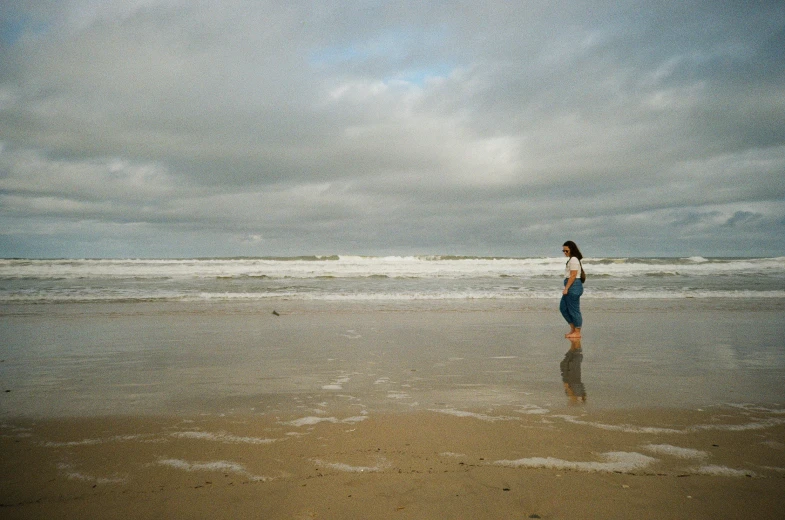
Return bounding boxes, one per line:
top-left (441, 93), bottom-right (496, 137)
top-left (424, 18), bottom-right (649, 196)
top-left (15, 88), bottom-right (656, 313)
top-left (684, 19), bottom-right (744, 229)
top-left (1, 1), bottom-right (784, 258)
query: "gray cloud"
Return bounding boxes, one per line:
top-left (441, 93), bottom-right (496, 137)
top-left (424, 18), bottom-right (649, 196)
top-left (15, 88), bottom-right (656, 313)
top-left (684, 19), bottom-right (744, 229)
top-left (1, 0), bottom-right (784, 258)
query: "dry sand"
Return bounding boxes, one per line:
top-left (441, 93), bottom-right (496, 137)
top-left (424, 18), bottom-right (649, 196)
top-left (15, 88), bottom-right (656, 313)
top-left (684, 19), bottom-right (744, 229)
top-left (2, 406), bottom-right (784, 519)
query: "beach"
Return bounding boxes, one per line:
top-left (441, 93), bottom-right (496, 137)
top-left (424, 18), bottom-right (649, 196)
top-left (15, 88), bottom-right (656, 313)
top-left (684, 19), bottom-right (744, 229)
top-left (4, 0), bottom-right (784, 514)
top-left (2, 408), bottom-right (784, 519)
top-left (1, 297), bottom-right (784, 519)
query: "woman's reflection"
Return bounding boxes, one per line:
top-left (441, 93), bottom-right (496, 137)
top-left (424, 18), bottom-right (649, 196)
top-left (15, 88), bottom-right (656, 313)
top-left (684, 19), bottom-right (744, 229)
top-left (560, 338), bottom-right (586, 404)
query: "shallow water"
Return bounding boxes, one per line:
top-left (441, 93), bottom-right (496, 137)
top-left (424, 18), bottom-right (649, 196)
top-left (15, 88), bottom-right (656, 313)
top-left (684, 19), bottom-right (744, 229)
top-left (1, 299), bottom-right (783, 418)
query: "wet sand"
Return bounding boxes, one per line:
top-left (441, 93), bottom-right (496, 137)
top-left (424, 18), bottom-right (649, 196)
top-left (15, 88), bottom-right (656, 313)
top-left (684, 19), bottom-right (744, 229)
top-left (1, 299), bottom-right (784, 518)
top-left (2, 407), bottom-right (784, 519)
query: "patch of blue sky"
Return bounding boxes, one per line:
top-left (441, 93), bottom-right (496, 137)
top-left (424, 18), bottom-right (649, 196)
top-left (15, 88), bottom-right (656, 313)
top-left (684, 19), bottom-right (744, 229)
top-left (0, 15), bottom-right (48, 46)
top-left (308, 25), bottom-right (457, 86)
top-left (309, 43), bottom-right (369, 67)
top-left (385, 63), bottom-right (457, 86)
top-left (309, 34), bottom-right (408, 67)
top-left (308, 24), bottom-right (451, 68)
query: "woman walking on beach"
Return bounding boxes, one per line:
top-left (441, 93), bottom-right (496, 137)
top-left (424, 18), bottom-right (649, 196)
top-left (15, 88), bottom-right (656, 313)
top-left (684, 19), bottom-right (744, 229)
top-left (560, 241), bottom-right (584, 338)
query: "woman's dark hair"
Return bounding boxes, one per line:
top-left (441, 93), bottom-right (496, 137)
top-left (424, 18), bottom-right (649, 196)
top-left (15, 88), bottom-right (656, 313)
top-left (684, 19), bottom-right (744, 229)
top-left (563, 241), bottom-right (583, 260)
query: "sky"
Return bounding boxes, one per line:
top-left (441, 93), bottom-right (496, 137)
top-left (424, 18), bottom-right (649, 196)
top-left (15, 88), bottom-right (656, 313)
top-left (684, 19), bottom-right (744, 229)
top-left (1, 0), bottom-right (784, 259)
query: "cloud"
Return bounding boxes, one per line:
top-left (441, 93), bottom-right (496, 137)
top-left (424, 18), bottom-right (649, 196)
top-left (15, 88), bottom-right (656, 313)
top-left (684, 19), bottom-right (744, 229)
top-left (724, 211), bottom-right (763, 228)
top-left (1, 0), bottom-right (784, 257)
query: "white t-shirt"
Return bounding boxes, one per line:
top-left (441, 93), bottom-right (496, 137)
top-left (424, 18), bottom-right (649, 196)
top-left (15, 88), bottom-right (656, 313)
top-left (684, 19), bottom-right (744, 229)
top-left (565, 257), bottom-right (581, 279)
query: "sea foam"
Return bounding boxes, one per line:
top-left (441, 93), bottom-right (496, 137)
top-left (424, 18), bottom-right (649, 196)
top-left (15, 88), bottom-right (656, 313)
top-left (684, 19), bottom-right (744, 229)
top-left (170, 431), bottom-right (278, 444)
top-left (494, 452), bottom-right (658, 473)
top-left (428, 408), bottom-right (519, 422)
top-left (2, 256), bottom-right (782, 303)
top-left (312, 458), bottom-right (388, 473)
top-left (284, 415), bottom-right (368, 427)
top-left (156, 458), bottom-right (270, 481)
top-left (641, 444), bottom-right (709, 459)
top-left (690, 465), bottom-right (756, 477)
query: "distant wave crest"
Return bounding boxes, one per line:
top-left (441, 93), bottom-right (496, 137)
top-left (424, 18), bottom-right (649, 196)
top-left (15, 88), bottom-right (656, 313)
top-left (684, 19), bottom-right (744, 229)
top-left (1, 256), bottom-right (783, 304)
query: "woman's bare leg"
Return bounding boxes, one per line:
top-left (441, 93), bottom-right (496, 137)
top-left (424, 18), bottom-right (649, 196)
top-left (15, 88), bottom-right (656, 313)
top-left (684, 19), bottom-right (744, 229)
top-left (565, 324), bottom-right (576, 338)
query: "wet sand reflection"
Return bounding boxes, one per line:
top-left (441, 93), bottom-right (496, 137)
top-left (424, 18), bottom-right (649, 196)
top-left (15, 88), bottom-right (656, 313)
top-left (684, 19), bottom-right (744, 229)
top-left (561, 338), bottom-right (586, 404)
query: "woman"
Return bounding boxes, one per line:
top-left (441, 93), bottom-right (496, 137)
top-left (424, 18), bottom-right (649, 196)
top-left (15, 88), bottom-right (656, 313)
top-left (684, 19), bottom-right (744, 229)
top-left (560, 241), bottom-right (584, 338)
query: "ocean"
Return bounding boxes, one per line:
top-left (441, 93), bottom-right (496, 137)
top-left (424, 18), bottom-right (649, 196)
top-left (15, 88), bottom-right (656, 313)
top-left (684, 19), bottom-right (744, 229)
top-left (2, 255), bottom-right (784, 304)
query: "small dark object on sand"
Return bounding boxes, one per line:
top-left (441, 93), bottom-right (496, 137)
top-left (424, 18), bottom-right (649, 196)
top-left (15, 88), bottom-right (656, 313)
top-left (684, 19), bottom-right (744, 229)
top-left (272, 310), bottom-right (280, 316)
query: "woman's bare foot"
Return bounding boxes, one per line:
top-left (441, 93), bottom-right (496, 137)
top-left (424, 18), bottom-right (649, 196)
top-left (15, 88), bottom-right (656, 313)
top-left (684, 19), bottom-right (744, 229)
top-left (566, 329), bottom-right (581, 339)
